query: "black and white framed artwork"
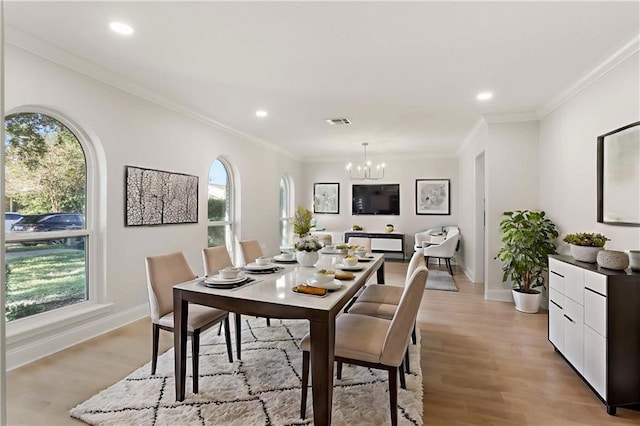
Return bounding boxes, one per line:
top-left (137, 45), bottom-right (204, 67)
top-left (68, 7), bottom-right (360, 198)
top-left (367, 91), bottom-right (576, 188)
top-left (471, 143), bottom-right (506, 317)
top-left (313, 183), bottom-right (340, 214)
top-left (416, 179), bottom-right (450, 215)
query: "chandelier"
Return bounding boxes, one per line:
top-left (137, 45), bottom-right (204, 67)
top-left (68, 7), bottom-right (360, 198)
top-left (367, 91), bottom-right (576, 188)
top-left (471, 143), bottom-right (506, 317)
top-left (346, 143), bottom-right (385, 180)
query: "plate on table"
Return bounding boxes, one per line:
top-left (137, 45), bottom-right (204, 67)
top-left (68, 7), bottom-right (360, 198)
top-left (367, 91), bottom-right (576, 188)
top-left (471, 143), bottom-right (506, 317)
top-left (244, 262), bottom-right (278, 271)
top-left (305, 278), bottom-right (343, 290)
top-left (273, 254), bottom-right (297, 263)
top-left (357, 255), bottom-right (375, 262)
top-left (334, 263), bottom-right (364, 272)
top-left (204, 274), bottom-right (247, 285)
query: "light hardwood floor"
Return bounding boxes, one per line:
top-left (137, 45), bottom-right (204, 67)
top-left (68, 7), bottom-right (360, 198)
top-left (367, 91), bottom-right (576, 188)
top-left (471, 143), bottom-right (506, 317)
top-left (7, 261), bottom-right (640, 425)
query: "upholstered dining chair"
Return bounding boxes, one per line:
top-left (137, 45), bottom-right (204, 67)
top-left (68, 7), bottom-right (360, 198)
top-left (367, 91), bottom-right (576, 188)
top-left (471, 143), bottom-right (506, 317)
top-left (145, 251), bottom-right (233, 393)
top-left (423, 227), bottom-right (460, 275)
top-left (347, 250), bottom-right (426, 372)
top-left (347, 236), bottom-right (371, 252)
top-left (239, 240), bottom-right (264, 265)
top-left (300, 265), bottom-right (429, 425)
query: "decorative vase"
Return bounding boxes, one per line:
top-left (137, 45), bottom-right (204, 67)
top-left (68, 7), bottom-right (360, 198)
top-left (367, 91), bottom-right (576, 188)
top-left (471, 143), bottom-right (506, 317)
top-left (512, 289), bottom-right (542, 314)
top-left (296, 250), bottom-right (319, 267)
top-left (629, 250), bottom-right (640, 272)
top-left (570, 244), bottom-right (602, 263)
top-left (385, 225), bottom-right (394, 233)
top-left (596, 250), bottom-right (629, 270)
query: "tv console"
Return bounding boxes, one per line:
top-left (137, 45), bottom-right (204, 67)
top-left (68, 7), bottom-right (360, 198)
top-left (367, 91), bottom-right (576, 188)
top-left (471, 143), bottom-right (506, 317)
top-left (344, 231), bottom-right (405, 261)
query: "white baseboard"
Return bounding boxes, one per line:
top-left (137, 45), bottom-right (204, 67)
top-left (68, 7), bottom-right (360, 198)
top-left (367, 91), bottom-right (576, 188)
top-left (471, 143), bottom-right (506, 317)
top-left (7, 304), bottom-right (148, 371)
top-left (485, 288), bottom-right (514, 302)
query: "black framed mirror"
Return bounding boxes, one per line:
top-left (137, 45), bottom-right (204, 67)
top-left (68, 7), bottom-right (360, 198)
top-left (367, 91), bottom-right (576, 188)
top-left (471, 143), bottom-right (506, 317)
top-left (597, 121), bottom-right (640, 226)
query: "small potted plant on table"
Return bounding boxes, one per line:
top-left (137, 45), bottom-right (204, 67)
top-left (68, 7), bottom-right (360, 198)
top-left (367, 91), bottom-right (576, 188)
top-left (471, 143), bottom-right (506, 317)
top-left (495, 210), bottom-right (558, 313)
top-left (562, 232), bottom-right (609, 263)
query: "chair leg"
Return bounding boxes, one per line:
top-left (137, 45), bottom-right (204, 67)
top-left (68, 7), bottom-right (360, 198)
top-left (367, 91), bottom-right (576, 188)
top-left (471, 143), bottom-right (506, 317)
top-left (192, 331), bottom-right (200, 394)
top-left (235, 312), bottom-right (242, 360)
top-left (405, 348), bottom-right (410, 374)
top-left (343, 296), bottom-right (358, 313)
top-left (411, 323), bottom-right (416, 345)
top-left (151, 323), bottom-right (160, 375)
top-left (389, 366), bottom-right (398, 426)
top-left (217, 322), bottom-right (222, 336)
top-left (446, 258), bottom-right (453, 275)
top-left (223, 316), bottom-right (233, 363)
top-left (399, 361), bottom-right (406, 390)
top-left (300, 351), bottom-right (310, 420)
top-left (337, 361), bottom-right (343, 380)
top-left (266, 317), bottom-right (271, 327)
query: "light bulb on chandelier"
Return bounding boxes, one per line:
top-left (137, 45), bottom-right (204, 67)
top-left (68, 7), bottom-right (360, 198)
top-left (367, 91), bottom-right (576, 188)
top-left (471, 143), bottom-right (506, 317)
top-left (346, 143), bottom-right (385, 180)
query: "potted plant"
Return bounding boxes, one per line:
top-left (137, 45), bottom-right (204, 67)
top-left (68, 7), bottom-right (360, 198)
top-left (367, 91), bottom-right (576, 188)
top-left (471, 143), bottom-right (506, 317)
top-left (562, 232), bottom-right (609, 263)
top-left (294, 235), bottom-right (322, 267)
top-left (293, 206), bottom-right (313, 238)
top-left (495, 210), bottom-right (558, 313)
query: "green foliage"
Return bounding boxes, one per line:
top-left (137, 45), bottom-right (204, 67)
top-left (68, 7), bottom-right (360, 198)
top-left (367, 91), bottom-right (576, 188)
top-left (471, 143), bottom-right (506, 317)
top-left (495, 210), bottom-right (559, 293)
top-left (208, 197), bottom-right (226, 221)
top-left (293, 206), bottom-right (313, 237)
top-left (4, 112), bottom-right (86, 213)
top-left (6, 303), bottom-right (45, 322)
top-left (562, 233), bottom-right (609, 247)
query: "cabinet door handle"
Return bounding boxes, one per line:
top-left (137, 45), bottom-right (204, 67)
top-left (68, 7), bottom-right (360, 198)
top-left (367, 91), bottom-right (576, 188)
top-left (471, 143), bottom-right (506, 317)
top-left (564, 314), bottom-right (574, 323)
top-left (585, 287), bottom-right (606, 298)
top-left (551, 270), bottom-right (564, 278)
top-left (550, 299), bottom-right (563, 310)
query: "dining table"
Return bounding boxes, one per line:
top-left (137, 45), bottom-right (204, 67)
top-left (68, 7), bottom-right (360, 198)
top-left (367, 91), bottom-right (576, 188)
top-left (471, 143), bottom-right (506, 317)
top-left (173, 252), bottom-right (385, 425)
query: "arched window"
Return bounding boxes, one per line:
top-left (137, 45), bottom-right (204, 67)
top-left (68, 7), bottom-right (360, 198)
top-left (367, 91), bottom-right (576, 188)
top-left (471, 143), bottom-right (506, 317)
top-left (4, 112), bottom-right (89, 322)
top-left (208, 158), bottom-right (234, 258)
top-left (279, 175), bottom-right (294, 248)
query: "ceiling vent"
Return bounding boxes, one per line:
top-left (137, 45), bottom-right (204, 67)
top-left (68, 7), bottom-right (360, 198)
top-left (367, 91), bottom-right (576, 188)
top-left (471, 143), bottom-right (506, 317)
top-left (325, 118), bottom-right (351, 125)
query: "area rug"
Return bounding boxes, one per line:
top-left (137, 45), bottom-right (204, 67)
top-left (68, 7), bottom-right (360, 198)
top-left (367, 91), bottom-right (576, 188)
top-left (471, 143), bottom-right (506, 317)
top-left (70, 317), bottom-right (423, 425)
top-left (425, 269), bottom-right (458, 292)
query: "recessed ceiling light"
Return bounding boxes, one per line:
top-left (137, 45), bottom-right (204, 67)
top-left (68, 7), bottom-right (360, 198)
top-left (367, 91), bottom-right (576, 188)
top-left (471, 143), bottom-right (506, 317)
top-left (109, 22), bottom-right (134, 36)
top-left (476, 92), bottom-right (493, 101)
top-left (256, 110), bottom-right (268, 117)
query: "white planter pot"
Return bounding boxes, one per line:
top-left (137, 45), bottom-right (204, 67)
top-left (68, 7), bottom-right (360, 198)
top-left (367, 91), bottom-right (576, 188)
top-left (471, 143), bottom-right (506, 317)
top-left (296, 250), bottom-right (319, 267)
top-left (570, 244), bottom-right (602, 263)
top-left (512, 289), bottom-right (542, 314)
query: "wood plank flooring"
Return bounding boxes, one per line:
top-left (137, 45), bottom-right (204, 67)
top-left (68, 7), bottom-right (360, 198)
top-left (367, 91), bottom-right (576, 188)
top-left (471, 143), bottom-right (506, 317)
top-left (7, 260), bottom-right (640, 425)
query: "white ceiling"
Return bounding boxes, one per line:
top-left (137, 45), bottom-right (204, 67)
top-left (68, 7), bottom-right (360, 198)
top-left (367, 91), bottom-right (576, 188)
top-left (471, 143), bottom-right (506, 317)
top-left (4, 1), bottom-right (639, 160)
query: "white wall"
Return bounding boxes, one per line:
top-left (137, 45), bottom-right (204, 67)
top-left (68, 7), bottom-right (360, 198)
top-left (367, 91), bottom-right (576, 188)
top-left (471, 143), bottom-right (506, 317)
top-left (4, 44), bottom-right (302, 367)
top-left (300, 156), bottom-right (459, 256)
top-left (457, 124), bottom-right (487, 282)
top-left (540, 51), bottom-right (640, 252)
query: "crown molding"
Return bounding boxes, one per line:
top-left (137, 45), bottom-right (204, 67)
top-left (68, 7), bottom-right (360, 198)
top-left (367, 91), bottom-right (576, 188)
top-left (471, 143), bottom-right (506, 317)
top-left (302, 149), bottom-right (459, 163)
top-left (5, 25), bottom-right (298, 161)
top-left (483, 111), bottom-right (538, 123)
top-left (456, 117), bottom-right (487, 156)
top-left (537, 34), bottom-right (640, 119)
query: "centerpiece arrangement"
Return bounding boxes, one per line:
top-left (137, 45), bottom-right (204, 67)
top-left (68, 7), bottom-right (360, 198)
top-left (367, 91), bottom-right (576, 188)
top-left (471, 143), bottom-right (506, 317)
top-left (292, 206), bottom-right (321, 266)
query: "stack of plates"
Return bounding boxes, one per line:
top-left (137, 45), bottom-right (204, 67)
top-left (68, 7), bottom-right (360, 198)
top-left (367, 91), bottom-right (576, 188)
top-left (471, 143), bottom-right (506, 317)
top-left (334, 263), bottom-right (364, 271)
top-left (273, 254), bottom-right (297, 263)
top-left (305, 277), bottom-right (342, 290)
top-left (202, 273), bottom-right (249, 288)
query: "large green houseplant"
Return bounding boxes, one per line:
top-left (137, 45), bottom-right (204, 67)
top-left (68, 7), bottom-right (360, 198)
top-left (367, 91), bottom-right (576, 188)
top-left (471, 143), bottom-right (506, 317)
top-left (495, 210), bottom-right (558, 313)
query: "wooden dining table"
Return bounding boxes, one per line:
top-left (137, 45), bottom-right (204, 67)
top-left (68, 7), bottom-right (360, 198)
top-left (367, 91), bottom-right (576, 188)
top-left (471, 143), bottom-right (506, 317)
top-left (173, 252), bottom-right (385, 425)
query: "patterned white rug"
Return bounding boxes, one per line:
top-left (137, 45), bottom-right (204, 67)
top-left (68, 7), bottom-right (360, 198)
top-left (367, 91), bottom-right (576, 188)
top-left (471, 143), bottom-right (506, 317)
top-left (425, 269), bottom-right (458, 292)
top-left (70, 317), bottom-right (423, 425)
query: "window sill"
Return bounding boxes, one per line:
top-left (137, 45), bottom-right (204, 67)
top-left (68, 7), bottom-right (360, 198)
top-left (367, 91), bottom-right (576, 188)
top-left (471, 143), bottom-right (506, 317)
top-left (6, 301), bottom-right (114, 346)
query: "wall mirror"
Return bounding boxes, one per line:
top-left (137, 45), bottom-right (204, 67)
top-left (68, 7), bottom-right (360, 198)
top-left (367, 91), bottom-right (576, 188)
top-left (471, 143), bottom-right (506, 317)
top-left (597, 121), bottom-right (640, 226)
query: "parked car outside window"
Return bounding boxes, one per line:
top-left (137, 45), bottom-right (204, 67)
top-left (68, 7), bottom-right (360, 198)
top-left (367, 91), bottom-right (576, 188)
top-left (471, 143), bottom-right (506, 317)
top-left (5, 212), bottom-right (23, 232)
top-left (10, 213), bottom-right (84, 245)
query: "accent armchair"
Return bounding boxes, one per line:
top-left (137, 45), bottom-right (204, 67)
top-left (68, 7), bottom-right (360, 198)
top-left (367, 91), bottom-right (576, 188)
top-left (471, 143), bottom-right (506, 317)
top-left (422, 227), bottom-right (460, 275)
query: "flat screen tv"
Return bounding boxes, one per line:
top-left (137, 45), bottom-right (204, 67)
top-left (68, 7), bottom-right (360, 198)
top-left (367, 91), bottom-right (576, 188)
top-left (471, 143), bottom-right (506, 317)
top-left (352, 184), bottom-right (400, 215)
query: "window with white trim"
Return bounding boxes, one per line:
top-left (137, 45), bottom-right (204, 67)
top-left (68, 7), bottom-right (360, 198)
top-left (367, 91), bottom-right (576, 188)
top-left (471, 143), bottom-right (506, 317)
top-left (4, 111), bottom-right (90, 322)
top-left (279, 175), bottom-right (294, 248)
top-left (207, 158), bottom-right (234, 258)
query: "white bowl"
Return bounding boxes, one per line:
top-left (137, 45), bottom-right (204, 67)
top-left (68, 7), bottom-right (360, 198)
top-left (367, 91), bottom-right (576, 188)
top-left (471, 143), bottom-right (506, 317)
top-left (343, 257), bottom-right (358, 267)
top-left (256, 257), bottom-right (271, 266)
top-left (219, 268), bottom-right (239, 279)
top-left (313, 271), bottom-right (335, 284)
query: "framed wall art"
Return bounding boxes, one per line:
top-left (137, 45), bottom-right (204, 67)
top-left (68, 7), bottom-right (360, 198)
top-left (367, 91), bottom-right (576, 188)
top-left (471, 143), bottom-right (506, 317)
top-left (313, 183), bottom-right (340, 214)
top-left (416, 179), bottom-right (450, 215)
top-left (125, 165), bottom-right (199, 226)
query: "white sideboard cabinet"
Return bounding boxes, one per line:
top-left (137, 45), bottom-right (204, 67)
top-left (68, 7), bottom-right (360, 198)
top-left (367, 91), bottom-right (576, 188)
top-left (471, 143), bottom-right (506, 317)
top-left (548, 255), bottom-right (640, 415)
